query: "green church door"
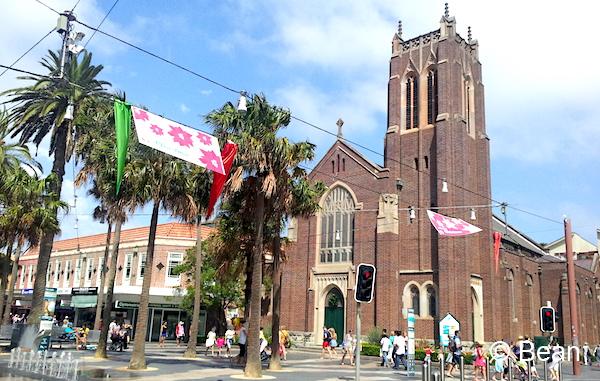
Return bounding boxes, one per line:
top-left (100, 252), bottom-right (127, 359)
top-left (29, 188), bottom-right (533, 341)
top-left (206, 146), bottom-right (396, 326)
top-left (324, 287), bottom-right (344, 343)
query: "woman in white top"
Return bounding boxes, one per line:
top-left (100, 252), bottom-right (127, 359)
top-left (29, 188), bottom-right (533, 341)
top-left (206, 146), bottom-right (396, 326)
top-left (205, 327), bottom-right (217, 356)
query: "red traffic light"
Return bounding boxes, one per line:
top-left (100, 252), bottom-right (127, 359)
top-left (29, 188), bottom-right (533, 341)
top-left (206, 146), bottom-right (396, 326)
top-left (363, 271), bottom-right (372, 279)
top-left (545, 311), bottom-right (552, 317)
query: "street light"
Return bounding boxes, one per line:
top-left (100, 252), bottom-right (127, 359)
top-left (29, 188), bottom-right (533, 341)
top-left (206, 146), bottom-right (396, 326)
top-left (237, 91), bottom-right (247, 112)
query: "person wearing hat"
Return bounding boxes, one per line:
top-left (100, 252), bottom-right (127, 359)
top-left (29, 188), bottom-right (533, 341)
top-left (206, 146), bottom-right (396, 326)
top-left (175, 321), bottom-right (185, 346)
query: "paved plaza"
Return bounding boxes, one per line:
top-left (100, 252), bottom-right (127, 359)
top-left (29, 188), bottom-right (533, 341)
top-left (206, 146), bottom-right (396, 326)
top-left (0, 344), bottom-right (599, 381)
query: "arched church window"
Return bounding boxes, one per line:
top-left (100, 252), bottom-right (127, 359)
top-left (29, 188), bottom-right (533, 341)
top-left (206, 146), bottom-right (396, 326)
top-left (427, 70), bottom-right (438, 125)
top-left (320, 187), bottom-right (355, 263)
top-left (426, 285), bottom-right (436, 317)
top-left (405, 76), bottom-right (418, 130)
top-left (410, 285), bottom-right (420, 316)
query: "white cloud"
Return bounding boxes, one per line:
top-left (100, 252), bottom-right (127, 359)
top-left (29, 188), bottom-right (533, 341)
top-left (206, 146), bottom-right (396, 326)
top-left (200, 89), bottom-right (212, 96)
top-left (179, 103), bottom-right (190, 113)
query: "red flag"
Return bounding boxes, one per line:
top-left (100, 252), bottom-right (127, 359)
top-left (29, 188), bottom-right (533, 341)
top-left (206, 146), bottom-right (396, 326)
top-left (493, 231), bottom-right (502, 274)
top-left (206, 141), bottom-right (238, 218)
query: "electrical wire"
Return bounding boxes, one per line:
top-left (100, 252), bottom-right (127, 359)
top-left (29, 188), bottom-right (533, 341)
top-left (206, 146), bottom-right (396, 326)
top-left (70, 0), bottom-right (82, 12)
top-left (32, 0), bottom-right (60, 15)
top-left (83, 0), bottom-right (120, 49)
top-left (0, 28), bottom-right (56, 78)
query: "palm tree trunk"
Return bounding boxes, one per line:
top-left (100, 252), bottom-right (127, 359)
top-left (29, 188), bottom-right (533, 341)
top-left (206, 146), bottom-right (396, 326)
top-left (184, 215), bottom-right (203, 358)
top-left (94, 221), bottom-right (112, 330)
top-left (244, 249), bottom-right (253, 320)
top-left (0, 240), bottom-right (14, 319)
top-left (29, 124), bottom-right (68, 324)
top-left (269, 218), bottom-right (283, 370)
top-left (244, 192), bottom-right (264, 378)
top-left (3, 242), bottom-right (23, 325)
top-left (129, 201), bottom-right (160, 370)
top-left (95, 218), bottom-right (122, 359)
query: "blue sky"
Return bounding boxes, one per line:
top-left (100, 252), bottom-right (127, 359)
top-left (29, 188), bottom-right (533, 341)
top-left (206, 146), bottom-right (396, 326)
top-left (1, 0), bottom-right (599, 245)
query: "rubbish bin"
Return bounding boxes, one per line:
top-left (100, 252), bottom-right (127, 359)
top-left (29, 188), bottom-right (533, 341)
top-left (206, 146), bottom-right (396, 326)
top-left (9, 324), bottom-right (24, 350)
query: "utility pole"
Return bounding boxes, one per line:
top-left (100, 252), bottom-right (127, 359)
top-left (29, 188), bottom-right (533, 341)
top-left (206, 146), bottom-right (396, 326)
top-left (564, 218), bottom-right (581, 376)
top-left (355, 302), bottom-right (361, 381)
top-left (56, 10), bottom-right (77, 78)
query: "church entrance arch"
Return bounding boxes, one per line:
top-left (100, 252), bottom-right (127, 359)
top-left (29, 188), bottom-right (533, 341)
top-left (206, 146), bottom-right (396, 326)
top-left (324, 287), bottom-right (345, 340)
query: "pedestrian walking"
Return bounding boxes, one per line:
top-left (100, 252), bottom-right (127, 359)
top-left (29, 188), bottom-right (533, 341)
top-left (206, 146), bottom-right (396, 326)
top-left (279, 326), bottom-right (289, 361)
top-left (225, 326), bottom-right (235, 358)
top-left (582, 342), bottom-right (590, 365)
top-left (447, 330), bottom-right (463, 377)
top-left (175, 321), bottom-right (185, 346)
top-left (159, 321), bottom-right (168, 348)
top-left (595, 343), bottom-right (600, 366)
top-left (205, 326), bottom-right (217, 355)
top-left (329, 328), bottom-right (339, 357)
top-left (473, 342), bottom-right (486, 381)
top-left (549, 340), bottom-right (561, 381)
top-left (236, 320), bottom-right (248, 365)
top-left (380, 334), bottom-right (391, 367)
top-left (321, 326), bottom-right (333, 359)
top-left (393, 331), bottom-right (407, 370)
top-left (340, 330), bottom-right (355, 366)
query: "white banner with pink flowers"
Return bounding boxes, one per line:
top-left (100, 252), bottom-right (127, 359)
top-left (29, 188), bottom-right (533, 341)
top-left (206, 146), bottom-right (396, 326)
top-left (427, 210), bottom-right (482, 237)
top-left (131, 106), bottom-right (225, 174)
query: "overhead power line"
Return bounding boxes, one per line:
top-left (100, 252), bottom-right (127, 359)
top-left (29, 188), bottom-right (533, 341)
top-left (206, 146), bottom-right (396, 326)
top-left (32, 0), bottom-right (60, 15)
top-left (0, 28), bottom-right (55, 78)
top-left (83, 0), bottom-right (121, 49)
top-left (22, 3), bottom-right (570, 226)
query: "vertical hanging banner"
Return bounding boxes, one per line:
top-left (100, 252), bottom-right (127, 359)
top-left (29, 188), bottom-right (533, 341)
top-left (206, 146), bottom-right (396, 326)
top-left (493, 231), bottom-right (502, 273)
top-left (131, 106), bottom-right (225, 174)
top-left (427, 210), bottom-right (482, 237)
top-left (114, 100), bottom-right (132, 194)
top-left (206, 141), bottom-right (238, 218)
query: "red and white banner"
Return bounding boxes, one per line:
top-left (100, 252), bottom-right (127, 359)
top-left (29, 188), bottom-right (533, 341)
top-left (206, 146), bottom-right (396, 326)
top-left (427, 210), bottom-right (482, 237)
top-left (206, 141), bottom-right (238, 219)
top-left (131, 106), bottom-right (225, 174)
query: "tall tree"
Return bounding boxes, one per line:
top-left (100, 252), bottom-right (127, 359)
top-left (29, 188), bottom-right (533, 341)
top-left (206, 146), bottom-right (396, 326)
top-left (208, 94), bottom-right (298, 378)
top-left (169, 167), bottom-right (211, 358)
top-left (3, 50), bottom-right (109, 322)
top-left (0, 110), bottom-right (40, 175)
top-left (74, 96), bottom-right (134, 358)
top-left (127, 148), bottom-right (188, 369)
top-left (0, 169), bottom-right (65, 324)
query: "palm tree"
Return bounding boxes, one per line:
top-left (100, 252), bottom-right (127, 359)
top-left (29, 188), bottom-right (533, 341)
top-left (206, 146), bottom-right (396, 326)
top-left (74, 96), bottom-right (134, 358)
top-left (128, 147), bottom-right (189, 370)
top-left (0, 110), bottom-right (40, 175)
top-left (207, 94), bottom-right (295, 378)
top-left (3, 50), bottom-right (110, 322)
top-left (268, 172), bottom-right (325, 369)
top-left (0, 169), bottom-right (65, 324)
top-left (169, 167), bottom-right (211, 358)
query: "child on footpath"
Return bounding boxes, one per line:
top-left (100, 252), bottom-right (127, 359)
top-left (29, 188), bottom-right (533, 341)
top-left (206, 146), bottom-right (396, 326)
top-left (216, 336), bottom-right (226, 357)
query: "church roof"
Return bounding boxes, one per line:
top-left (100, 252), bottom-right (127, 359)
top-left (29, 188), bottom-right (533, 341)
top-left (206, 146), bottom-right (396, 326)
top-left (492, 215), bottom-right (547, 256)
top-left (310, 138), bottom-right (388, 180)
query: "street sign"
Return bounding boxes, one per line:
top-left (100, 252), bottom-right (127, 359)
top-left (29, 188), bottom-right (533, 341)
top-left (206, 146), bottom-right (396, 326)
top-left (407, 308), bottom-right (416, 376)
top-left (439, 313), bottom-right (460, 347)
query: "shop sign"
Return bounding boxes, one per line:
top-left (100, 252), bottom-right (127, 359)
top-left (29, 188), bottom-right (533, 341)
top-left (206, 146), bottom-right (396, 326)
top-left (115, 300), bottom-right (181, 309)
top-left (72, 287), bottom-right (98, 296)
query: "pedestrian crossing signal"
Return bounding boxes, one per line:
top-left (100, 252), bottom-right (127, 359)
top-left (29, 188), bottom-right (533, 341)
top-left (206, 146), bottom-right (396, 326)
top-left (354, 263), bottom-right (376, 303)
top-left (540, 306), bottom-right (556, 333)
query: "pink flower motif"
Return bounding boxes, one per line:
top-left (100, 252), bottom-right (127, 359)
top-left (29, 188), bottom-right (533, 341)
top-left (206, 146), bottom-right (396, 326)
top-left (199, 149), bottom-right (223, 173)
top-left (196, 131), bottom-right (213, 146)
top-left (168, 125), bottom-right (193, 148)
top-left (149, 124), bottom-right (164, 135)
top-left (133, 108), bottom-right (149, 121)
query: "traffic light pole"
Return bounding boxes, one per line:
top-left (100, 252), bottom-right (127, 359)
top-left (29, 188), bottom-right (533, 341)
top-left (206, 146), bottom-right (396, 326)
top-left (355, 301), bottom-right (361, 381)
top-left (564, 218), bottom-right (581, 376)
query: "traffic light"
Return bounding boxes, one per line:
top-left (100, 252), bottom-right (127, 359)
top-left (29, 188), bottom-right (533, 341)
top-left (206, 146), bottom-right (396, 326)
top-left (540, 306), bottom-right (556, 333)
top-left (354, 263), bottom-right (376, 303)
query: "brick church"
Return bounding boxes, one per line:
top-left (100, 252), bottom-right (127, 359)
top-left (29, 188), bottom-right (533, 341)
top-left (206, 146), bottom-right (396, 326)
top-left (281, 8), bottom-right (600, 345)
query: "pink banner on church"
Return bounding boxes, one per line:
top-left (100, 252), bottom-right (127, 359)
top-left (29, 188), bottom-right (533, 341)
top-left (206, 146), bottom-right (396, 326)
top-left (427, 210), bottom-right (482, 237)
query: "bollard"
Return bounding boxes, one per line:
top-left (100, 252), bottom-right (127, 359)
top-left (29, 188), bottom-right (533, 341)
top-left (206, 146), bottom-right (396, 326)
top-left (9, 348), bottom-right (16, 368)
top-left (542, 360), bottom-right (548, 381)
top-left (440, 351), bottom-right (446, 381)
top-left (71, 359), bottom-right (80, 381)
top-left (41, 350), bottom-right (48, 375)
top-left (527, 360), bottom-right (532, 381)
top-left (485, 357), bottom-right (492, 381)
top-left (423, 361), bottom-right (429, 381)
top-left (558, 361), bottom-right (562, 381)
top-left (432, 371), bottom-right (441, 381)
top-left (459, 356), bottom-right (465, 381)
top-left (49, 352), bottom-right (57, 376)
top-left (507, 357), bottom-right (513, 381)
top-left (428, 357), bottom-right (432, 381)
